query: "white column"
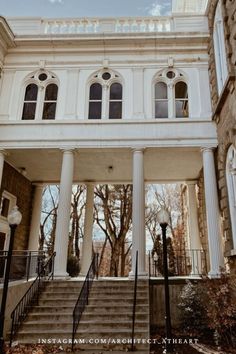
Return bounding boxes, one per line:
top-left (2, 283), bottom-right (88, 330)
top-left (130, 148), bottom-right (147, 278)
top-left (80, 184), bottom-right (94, 276)
top-left (28, 184), bottom-right (44, 251)
top-left (186, 181), bottom-right (202, 275)
top-left (202, 147), bottom-right (224, 277)
top-left (0, 150), bottom-right (5, 188)
top-left (54, 149), bottom-right (74, 277)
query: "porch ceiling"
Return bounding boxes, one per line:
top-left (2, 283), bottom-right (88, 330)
top-left (6, 147), bottom-right (203, 184)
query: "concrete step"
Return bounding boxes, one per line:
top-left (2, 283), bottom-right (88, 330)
top-left (85, 304), bottom-right (149, 313)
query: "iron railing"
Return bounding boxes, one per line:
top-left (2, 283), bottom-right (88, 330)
top-left (131, 251), bottom-right (138, 351)
top-left (72, 253), bottom-right (99, 350)
top-left (10, 252), bottom-right (56, 345)
top-left (0, 250), bottom-right (47, 282)
top-left (149, 249), bottom-right (207, 277)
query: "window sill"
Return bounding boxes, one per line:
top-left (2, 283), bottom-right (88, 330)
top-left (225, 248), bottom-right (236, 257)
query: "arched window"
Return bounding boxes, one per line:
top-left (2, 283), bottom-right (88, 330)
top-left (154, 70), bottom-right (189, 119)
top-left (175, 81), bottom-right (189, 118)
top-left (88, 83), bottom-right (102, 119)
top-left (43, 84), bottom-right (58, 120)
top-left (109, 83), bottom-right (122, 119)
top-left (155, 82), bottom-right (168, 118)
top-left (88, 71), bottom-right (123, 120)
top-left (21, 71), bottom-right (58, 120)
top-left (226, 145), bottom-right (236, 248)
top-left (22, 84), bottom-right (38, 120)
top-left (213, 0), bottom-right (228, 94)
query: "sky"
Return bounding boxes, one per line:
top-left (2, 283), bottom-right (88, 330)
top-left (0, 0), bottom-right (172, 18)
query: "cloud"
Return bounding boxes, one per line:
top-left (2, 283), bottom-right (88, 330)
top-left (48, 0), bottom-right (63, 4)
top-left (148, 1), bottom-right (172, 16)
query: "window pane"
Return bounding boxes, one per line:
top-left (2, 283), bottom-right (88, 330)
top-left (22, 103), bottom-right (37, 120)
top-left (109, 102), bottom-right (122, 119)
top-left (110, 83), bottom-right (122, 100)
top-left (24, 84), bottom-right (38, 101)
top-left (155, 100), bottom-right (168, 118)
top-left (42, 102), bottom-right (56, 120)
top-left (176, 100), bottom-right (189, 118)
top-left (155, 82), bottom-right (167, 99)
top-left (45, 84), bottom-right (58, 101)
top-left (88, 102), bottom-right (102, 119)
top-left (89, 83), bottom-right (102, 100)
top-left (175, 82), bottom-right (188, 99)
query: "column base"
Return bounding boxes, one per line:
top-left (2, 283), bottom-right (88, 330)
top-left (53, 271), bottom-right (70, 279)
top-left (129, 271), bottom-right (148, 279)
top-left (208, 270), bottom-right (221, 278)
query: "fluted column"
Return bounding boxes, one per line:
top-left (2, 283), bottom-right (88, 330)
top-left (28, 184), bottom-right (44, 251)
top-left (202, 147), bottom-right (224, 277)
top-left (80, 184), bottom-right (94, 276)
top-left (186, 181), bottom-right (202, 275)
top-left (54, 149), bottom-right (74, 277)
top-left (130, 148), bottom-right (147, 278)
top-left (0, 150), bottom-right (5, 188)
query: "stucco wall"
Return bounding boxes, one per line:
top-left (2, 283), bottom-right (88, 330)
top-left (0, 280), bottom-right (33, 338)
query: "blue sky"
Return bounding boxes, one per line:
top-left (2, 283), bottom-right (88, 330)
top-left (0, 0), bottom-right (172, 18)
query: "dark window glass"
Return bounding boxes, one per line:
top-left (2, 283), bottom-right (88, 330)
top-left (155, 101), bottom-right (168, 118)
top-left (110, 83), bottom-right (122, 100)
top-left (102, 72), bottom-right (111, 80)
top-left (42, 84), bottom-right (58, 120)
top-left (155, 82), bottom-right (167, 99)
top-left (109, 102), bottom-right (122, 119)
top-left (89, 83), bottom-right (102, 100)
top-left (175, 81), bottom-right (188, 118)
top-left (166, 71), bottom-right (175, 79)
top-left (45, 84), bottom-right (58, 101)
top-left (22, 103), bottom-right (37, 120)
top-left (0, 198), bottom-right (10, 217)
top-left (88, 102), bottom-right (102, 119)
top-left (38, 73), bottom-right (48, 81)
top-left (24, 84), bottom-right (38, 101)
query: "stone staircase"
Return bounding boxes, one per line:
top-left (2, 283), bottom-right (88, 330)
top-left (13, 279), bottom-right (150, 352)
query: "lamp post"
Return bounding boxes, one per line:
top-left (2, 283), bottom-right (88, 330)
top-left (153, 252), bottom-right (158, 277)
top-left (156, 207), bottom-right (173, 354)
top-left (0, 206), bottom-right (22, 353)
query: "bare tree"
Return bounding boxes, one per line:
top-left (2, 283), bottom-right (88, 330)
top-left (94, 184), bottom-right (132, 277)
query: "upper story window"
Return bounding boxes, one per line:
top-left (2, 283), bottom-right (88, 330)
top-left (88, 70), bottom-right (123, 119)
top-left (22, 71), bottom-right (58, 120)
top-left (154, 70), bottom-right (189, 119)
top-left (213, 0), bottom-right (228, 94)
top-left (226, 145), bottom-right (236, 249)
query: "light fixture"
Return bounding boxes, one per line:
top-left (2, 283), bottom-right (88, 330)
top-left (7, 206), bottom-right (22, 226)
top-left (156, 207), bottom-right (170, 226)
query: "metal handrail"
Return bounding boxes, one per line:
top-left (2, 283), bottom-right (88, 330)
top-left (10, 252), bottom-right (56, 345)
top-left (131, 251), bottom-right (138, 351)
top-left (72, 253), bottom-right (98, 350)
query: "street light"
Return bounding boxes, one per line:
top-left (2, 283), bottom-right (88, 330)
top-left (0, 206), bottom-right (22, 353)
top-left (156, 207), bottom-right (173, 354)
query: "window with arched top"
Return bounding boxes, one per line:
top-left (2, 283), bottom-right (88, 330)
top-left (21, 71), bottom-right (58, 120)
top-left (226, 145), bottom-right (236, 249)
top-left (88, 71), bottom-right (123, 120)
top-left (22, 84), bottom-right (38, 120)
top-left (154, 70), bottom-right (189, 119)
top-left (213, 0), bottom-right (228, 94)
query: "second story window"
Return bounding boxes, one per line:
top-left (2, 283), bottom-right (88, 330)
top-left (154, 70), bottom-right (189, 119)
top-left (22, 71), bottom-right (58, 121)
top-left (88, 70), bottom-right (123, 120)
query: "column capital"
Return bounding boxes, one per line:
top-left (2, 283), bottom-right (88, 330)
top-left (131, 147), bottom-right (146, 153)
top-left (60, 148), bottom-right (76, 155)
top-left (0, 149), bottom-right (8, 157)
top-left (32, 183), bottom-right (45, 189)
top-left (201, 146), bottom-right (216, 154)
top-left (85, 181), bottom-right (95, 187)
top-left (185, 180), bottom-right (198, 186)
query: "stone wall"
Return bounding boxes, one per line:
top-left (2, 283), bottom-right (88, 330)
top-left (0, 161), bottom-right (33, 250)
top-left (208, 0), bottom-right (236, 269)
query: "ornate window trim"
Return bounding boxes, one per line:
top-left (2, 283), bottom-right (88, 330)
top-left (21, 70), bottom-right (59, 121)
top-left (153, 69), bottom-right (189, 119)
top-left (87, 69), bottom-right (123, 120)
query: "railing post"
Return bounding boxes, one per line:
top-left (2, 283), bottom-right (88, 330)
top-left (26, 251), bottom-right (31, 281)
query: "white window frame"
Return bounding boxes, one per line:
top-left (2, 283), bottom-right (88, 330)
top-left (226, 145), bottom-right (236, 249)
top-left (153, 69), bottom-right (189, 119)
top-left (213, 0), bottom-right (228, 94)
top-left (87, 70), bottom-right (123, 120)
top-left (0, 191), bottom-right (17, 251)
top-left (21, 70), bottom-right (59, 121)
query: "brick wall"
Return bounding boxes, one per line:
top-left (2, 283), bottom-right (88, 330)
top-left (0, 162), bottom-right (33, 250)
top-left (208, 0), bottom-right (236, 268)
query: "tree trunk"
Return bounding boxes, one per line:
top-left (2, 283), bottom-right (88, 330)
top-left (110, 239), bottom-right (120, 277)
